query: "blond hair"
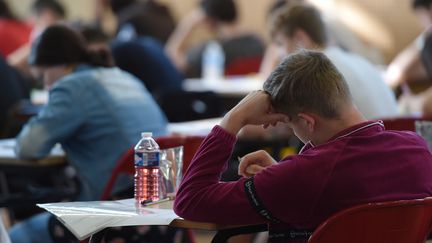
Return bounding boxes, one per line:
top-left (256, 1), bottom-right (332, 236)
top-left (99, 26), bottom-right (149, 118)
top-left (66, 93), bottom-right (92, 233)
top-left (264, 49), bottom-right (351, 118)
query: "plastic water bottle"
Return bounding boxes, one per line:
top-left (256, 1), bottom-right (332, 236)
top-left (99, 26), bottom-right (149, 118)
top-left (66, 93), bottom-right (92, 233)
top-left (202, 41), bottom-right (225, 84)
top-left (134, 132), bottom-right (160, 203)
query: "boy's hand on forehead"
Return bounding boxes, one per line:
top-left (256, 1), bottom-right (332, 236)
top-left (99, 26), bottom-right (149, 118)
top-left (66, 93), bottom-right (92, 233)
top-left (220, 91), bottom-right (288, 135)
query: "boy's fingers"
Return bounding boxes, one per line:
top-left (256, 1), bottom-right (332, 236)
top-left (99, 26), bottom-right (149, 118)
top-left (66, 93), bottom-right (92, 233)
top-left (245, 164), bottom-right (265, 175)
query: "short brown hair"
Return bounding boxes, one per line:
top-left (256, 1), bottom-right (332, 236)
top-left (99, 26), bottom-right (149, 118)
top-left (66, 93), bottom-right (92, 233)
top-left (270, 3), bottom-right (328, 46)
top-left (263, 49), bottom-right (351, 119)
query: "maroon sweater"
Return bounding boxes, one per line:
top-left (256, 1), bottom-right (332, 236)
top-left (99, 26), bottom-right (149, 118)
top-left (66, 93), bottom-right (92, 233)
top-left (174, 121), bottom-right (432, 242)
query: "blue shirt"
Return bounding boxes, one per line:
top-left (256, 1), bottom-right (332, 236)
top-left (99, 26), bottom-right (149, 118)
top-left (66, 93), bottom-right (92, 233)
top-left (15, 65), bottom-right (168, 200)
top-left (111, 37), bottom-right (183, 95)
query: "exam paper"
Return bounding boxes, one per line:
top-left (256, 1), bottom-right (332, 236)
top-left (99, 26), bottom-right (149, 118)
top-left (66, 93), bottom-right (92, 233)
top-left (38, 198), bottom-right (179, 240)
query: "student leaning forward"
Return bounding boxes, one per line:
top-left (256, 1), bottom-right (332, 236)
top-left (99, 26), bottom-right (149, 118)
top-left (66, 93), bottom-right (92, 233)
top-left (174, 49), bottom-right (432, 243)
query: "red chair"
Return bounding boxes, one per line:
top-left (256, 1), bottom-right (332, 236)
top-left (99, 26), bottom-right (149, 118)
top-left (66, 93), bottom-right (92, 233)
top-left (156, 135), bottom-right (205, 175)
top-left (213, 198), bottom-right (432, 243)
top-left (380, 117), bottom-right (430, 132)
top-left (101, 135), bottom-right (205, 200)
top-left (224, 56), bottom-right (262, 76)
top-left (97, 135), bottom-right (205, 243)
top-left (308, 197), bottom-right (432, 243)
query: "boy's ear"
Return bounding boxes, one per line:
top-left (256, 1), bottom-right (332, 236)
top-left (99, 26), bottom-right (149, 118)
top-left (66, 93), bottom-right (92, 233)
top-left (297, 113), bottom-right (316, 132)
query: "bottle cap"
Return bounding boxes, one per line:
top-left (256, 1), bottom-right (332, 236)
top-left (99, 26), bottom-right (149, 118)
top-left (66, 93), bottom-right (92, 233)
top-left (141, 132), bottom-right (153, 138)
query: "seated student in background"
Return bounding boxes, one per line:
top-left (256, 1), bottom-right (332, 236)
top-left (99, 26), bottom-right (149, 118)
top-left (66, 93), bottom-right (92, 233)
top-left (0, 55), bottom-right (30, 137)
top-left (386, 0), bottom-right (432, 90)
top-left (80, 24), bottom-right (183, 98)
top-left (0, 0), bottom-right (32, 58)
top-left (8, 0), bottom-right (66, 77)
top-left (416, 32), bottom-right (432, 117)
top-left (268, 3), bottom-right (398, 120)
top-left (166, 0), bottom-right (265, 78)
top-left (174, 50), bottom-right (432, 243)
top-left (107, 0), bottom-right (176, 45)
top-left (79, 25), bottom-right (115, 67)
top-left (390, 0), bottom-right (432, 116)
top-left (260, 0), bottom-right (385, 78)
top-left (10, 24), bottom-right (168, 243)
top-left (111, 37), bottom-right (184, 96)
top-left (29, 0), bottom-right (66, 41)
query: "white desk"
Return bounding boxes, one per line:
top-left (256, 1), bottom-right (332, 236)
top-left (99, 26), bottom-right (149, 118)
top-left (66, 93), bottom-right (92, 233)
top-left (168, 117), bottom-right (222, 136)
top-left (38, 199), bottom-right (177, 240)
top-left (0, 139), bottom-right (65, 166)
top-left (38, 198), bottom-right (262, 242)
top-left (183, 77), bottom-right (263, 97)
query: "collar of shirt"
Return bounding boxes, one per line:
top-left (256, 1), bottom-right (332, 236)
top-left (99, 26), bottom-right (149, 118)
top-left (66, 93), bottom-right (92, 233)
top-left (299, 120), bottom-right (385, 154)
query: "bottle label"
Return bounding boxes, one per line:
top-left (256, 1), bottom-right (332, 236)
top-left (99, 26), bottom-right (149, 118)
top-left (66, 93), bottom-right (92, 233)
top-left (134, 152), bottom-right (160, 166)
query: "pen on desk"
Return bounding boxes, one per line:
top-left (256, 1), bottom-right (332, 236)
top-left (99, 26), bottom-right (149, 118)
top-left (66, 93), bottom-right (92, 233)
top-left (141, 197), bottom-right (171, 206)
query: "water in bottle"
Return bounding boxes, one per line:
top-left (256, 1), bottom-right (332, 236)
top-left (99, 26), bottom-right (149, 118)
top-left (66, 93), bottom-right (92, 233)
top-left (202, 41), bottom-right (225, 84)
top-left (134, 132), bottom-right (160, 203)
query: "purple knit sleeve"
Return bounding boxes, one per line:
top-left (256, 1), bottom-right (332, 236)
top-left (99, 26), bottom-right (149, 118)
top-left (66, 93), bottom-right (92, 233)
top-left (173, 126), bottom-right (265, 224)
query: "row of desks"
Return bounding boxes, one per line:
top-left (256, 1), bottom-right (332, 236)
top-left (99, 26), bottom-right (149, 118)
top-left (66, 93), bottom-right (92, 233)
top-left (2, 77), bottom-right (262, 240)
top-left (0, 117), bottom-right (257, 242)
top-left (0, 118), bottom-right (221, 166)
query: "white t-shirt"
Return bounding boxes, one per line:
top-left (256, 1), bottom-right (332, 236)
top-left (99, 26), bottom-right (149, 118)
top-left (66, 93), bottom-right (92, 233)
top-left (324, 46), bottom-right (399, 120)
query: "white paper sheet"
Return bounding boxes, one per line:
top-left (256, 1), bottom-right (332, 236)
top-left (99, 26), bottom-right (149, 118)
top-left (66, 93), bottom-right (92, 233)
top-left (38, 198), bottom-right (179, 240)
top-left (0, 139), bottom-right (64, 158)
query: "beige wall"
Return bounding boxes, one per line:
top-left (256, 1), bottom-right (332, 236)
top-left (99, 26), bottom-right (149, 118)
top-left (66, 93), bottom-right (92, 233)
top-left (311, 0), bottom-right (423, 62)
top-left (6, 0), bottom-right (96, 21)
top-left (6, 0), bottom-right (424, 63)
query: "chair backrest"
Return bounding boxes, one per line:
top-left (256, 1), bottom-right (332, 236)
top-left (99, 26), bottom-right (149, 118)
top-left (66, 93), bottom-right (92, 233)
top-left (101, 135), bottom-right (205, 200)
top-left (224, 56), bottom-right (262, 76)
top-left (155, 135), bottom-right (205, 174)
top-left (308, 197), bottom-right (432, 243)
top-left (380, 117), bottom-right (430, 132)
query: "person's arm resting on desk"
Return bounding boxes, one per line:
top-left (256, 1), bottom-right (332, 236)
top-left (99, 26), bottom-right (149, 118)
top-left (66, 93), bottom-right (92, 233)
top-left (174, 91), bottom-right (292, 224)
top-left (15, 81), bottom-right (84, 159)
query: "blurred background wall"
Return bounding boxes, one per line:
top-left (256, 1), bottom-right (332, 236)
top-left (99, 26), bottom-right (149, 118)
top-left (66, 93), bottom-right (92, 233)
top-left (5, 0), bottom-right (423, 63)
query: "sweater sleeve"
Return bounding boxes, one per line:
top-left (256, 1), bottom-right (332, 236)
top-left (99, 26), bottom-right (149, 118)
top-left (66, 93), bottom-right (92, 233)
top-left (174, 125), bottom-right (265, 224)
top-left (15, 81), bottom-right (84, 159)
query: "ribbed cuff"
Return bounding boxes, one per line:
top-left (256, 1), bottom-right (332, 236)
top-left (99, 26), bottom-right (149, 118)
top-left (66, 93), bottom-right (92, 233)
top-left (212, 125), bottom-right (237, 145)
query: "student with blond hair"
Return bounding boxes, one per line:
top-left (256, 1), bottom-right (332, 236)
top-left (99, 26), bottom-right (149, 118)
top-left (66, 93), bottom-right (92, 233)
top-left (174, 50), bottom-right (432, 242)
